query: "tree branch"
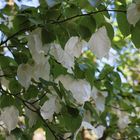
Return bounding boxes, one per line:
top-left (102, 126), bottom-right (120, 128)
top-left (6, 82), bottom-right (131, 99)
top-left (0, 9), bottom-right (126, 46)
top-left (0, 86), bottom-right (64, 140)
top-left (51, 9), bottom-right (126, 24)
top-left (0, 25), bottom-right (35, 46)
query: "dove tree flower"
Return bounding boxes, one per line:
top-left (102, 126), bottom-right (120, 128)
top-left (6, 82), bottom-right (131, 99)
top-left (55, 75), bottom-right (91, 105)
top-left (113, 108), bottom-right (130, 129)
top-left (88, 26), bottom-right (111, 59)
top-left (40, 95), bottom-right (61, 121)
top-left (50, 37), bottom-right (87, 72)
top-left (1, 106), bottom-right (19, 133)
top-left (74, 121), bottom-right (105, 140)
top-left (1, 1), bottom-right (140, 140)
top-left (17, 63), bottom-right (33, 89)
top-left (91, 86), bottom-right (108, 112)
top-left (127, 2), bottom-right (140, 26)
top-left (17, 28), bottom-right (50, 88)
top-left (27, 28), bottom-right (46, 64)
top-left (6, 134), bottom-right (16, 140)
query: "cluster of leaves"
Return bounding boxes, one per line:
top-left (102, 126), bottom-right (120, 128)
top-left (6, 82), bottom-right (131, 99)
top-left (0, 0), bottom-right (140, 140)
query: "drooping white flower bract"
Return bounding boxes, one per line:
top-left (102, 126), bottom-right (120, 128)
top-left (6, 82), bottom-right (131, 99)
top-left (40, 96), bottom-right (61, 121)
top-left (27, 28), bottom-right (44, 64)
top-left (91, 86), bottom-right (108, 112)
top-left (55, 75), bottom-right (91, 105)
top-left (17, 63), bottom-right (33, 89)
top-left (50, 37), bottom-right (86, 73)
top-left (1, 106), bottom-right (19, 132)
top-left (32, 58), bottom-right (50, 81)
top-left (113, 108), bottom-right (130, 129)
top-left (74, 121), bottom-right (105, 140)
top-left (88, 26), bottom-right (111, 59)
top-left (25, 107), bottom-right (38, 127)
top-left (127, 3), bottom-right (140, 26)
top-left (6, 134), bottom-right (16, 140)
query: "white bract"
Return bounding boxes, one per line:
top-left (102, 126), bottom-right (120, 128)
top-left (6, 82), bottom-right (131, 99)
top-left (88, 26), bottom-right (111, 59)
top-left (65, 37), bottom-right (86, 58)
top-left (45, 0), bottom-right (57, 7)
top-left (127, 3), bottom-right (140, 26)
top-left (74, 121), bottom-right (105, 140)
top-left (27, 28), bottom-right (45, 64)
top-left (17, 28), bottom-right (50, 88)
top-left (0, 67), bottom-right (9, 90)
top-left (91, 86), bottom-right (108, 112)
top-left (17, 63), bottom-right (33, 89)
top-left (6, 134), bottom-right (16, 140)
top-left (32, 58), bottom-right (50, 81)
top-left (50, 37), bottom-right (86, 73)
top-left (113, 108), bottom-right (130, 129)
top-left (40, 96), bottom-right (61, 121)
top-left (56, 75), bottom-right (91, 104)
top-left (25, 107), bottom-right (38, 127)
top-left (1, 106), bottom-right (19, 132)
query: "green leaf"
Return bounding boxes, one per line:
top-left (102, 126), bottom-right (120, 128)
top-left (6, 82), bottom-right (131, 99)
top-left (9, 79), bottom-right (22, 94)
top-left (77, 25), bottom-right (91, 39)
top-left (117, 6), bottom-right (130, 37)
top-left (58, 113), bottom-right (82, 133)
top-left (98, 4), bottom-right (110, 19)
top-left (132, 21), bottom-right (140, 48)
top-left (99, 64), bottom-right (114, 80)
top-left (24, 85), bottom-right (39, 99)
top-left (41, 27), bottom-right (56, 44)
top-left (63, 4), bottom-right (81, 18)
top-left (77, 16), bottom-right (96, 32)
top-left (103, 22), bottom-right (114, 40)
top-left (0, 95), bottom-right (15, 108)
top-left (13, 14), bottom-right (30, 32)
top-left (13, 52), bottom-right (28, 64)
top-left (50, 59), bottom-right (67, 78)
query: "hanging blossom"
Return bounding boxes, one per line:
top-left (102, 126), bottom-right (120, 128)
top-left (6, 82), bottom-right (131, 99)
top-left (6, 134), bottom-right (16, 140)
top-left (113, 107), bottom-right (130, 129)
top-left (91, 86), bottom-right (108, 112)
top-left (55, 75), bottom-right (91, 105)
top-left (0, 106), bottom-right (19, 133)
top-left (127, 2), bottom-right (140, 26)
top-left (74, 121), bottom-right (106, 140)
top-left (50, 37), bottom-right (87, 73)
top-left (88, 26), bottom-right (111, 59)
top-left (0, 67), bottom-right (9, 90)
top-left (17, 28), bottom-right (50, 89)
top-left (40, 95), bottom-right (61, 121)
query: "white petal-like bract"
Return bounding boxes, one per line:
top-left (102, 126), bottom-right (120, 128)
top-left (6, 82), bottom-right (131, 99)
top-left (56, 75), bottom-right (91, 104)
top-left (17, 63), bottom-right (33, 89)
top-left (32, 58), bottom-right (50, 81)
top-left (50, 37), bottom-right (86, 73)
top-left (91, 86), bottom-right (108, 112)
top-left (88, 26), bottom-right (111, 59)
top-left (127, 3), bottom-right (140, 26)
top-left (65, 37), bottom-right (86, 58)
top-left (27, 28), bottom-right (44, 64)
top-left (6, 134), bottom-right (16, 140)
top-left (40, 96), bottom-right (61, 121)
top-left (25, 107), bottom-right (38, 127)
top-left (74, 121), bottom-right (105, 140)
top-left (50, 43), bottom-right (64, 63)
top-left (1, 106), bottom-right (19, 132)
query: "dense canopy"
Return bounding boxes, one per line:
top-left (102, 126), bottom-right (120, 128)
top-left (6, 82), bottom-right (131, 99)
top-left (0, 0), bottom-right (140, 140)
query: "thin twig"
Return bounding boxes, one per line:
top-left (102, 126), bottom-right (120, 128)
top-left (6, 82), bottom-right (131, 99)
top-left (0, 86), bottom-right (62, 140)
top-left (0, 25), bottom-right (35, 46)
top-left (51, 9), bottom-right (126, 24)
top-left (0, 9), bottom-right (126, 46)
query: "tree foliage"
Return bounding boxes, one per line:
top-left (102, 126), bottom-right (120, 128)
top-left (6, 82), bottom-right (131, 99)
top-left (0, 0), bottom-right (140, 140)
